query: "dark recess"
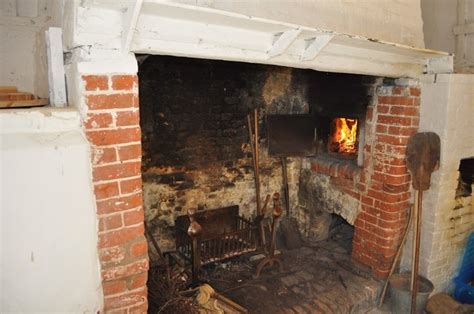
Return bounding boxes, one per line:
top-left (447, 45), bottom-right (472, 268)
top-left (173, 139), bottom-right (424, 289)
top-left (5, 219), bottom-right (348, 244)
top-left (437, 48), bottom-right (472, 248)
top-left (457, 158), bottom-right (474, 197)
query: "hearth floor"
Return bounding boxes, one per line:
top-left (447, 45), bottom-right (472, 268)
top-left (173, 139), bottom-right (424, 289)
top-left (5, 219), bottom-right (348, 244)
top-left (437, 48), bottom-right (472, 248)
top-left (200, 241), bottom-right (385, 313)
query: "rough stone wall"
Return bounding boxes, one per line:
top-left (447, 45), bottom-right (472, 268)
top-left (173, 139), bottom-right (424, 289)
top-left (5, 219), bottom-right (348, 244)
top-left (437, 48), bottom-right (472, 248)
top-left (140, 57), bottom-right (307, 254)
top-left (81, 74), bottom-right (148, 312)
top-left (298, 159), bottom-right (362, 227)
top-left (297, 169), bottom-right (359, 241)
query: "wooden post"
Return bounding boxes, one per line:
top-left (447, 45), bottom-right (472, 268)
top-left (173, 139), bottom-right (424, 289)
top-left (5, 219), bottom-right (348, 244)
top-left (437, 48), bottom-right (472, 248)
top-left (411, 191), bottom-right (423, 314)
top-left (45, 27), bottom-right (67, 107)
top-left (190, 235), bottom-right (201, 286)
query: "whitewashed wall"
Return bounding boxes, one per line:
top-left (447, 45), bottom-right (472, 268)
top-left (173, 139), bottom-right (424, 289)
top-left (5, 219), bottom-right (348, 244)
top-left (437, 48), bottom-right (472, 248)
top-left (401, 74), bottom-right (474, 293)
top-left (0, 108), bottom-right (103, 312)
top-left (421, 0), bottom-right (474, 73)
top-left (173, 0), bottom-right (425, 48)
top-left (0, 0), bottom-right (63, 97)
top-left (421, 0), bottom-right (457, 54)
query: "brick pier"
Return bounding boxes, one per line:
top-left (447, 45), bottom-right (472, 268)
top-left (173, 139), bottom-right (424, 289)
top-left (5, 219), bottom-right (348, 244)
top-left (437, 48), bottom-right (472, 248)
top-left (352, 80), bottom-right (421, 278)
top-left (82, 75), bottom-right (148, 312)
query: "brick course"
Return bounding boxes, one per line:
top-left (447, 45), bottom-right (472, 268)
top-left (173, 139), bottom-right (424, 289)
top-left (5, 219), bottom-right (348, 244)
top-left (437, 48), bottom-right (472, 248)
top-left (82, 75), bottom-right (148, 312)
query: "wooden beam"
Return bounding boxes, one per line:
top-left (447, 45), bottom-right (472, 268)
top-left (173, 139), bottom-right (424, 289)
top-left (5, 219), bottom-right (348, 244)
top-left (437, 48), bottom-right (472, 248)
top-left (267, 28), bottom-right (302, 59)
top-left (133, 38), bottom-right (426, 78)
top-left (300, 34), bottom-right (334, 61)
top-left (453, 22), bottom-right (474, 35)
top-left (45, 27), bottom-right (67, 107)
top-left (122, 0), bottom-right (143, 53)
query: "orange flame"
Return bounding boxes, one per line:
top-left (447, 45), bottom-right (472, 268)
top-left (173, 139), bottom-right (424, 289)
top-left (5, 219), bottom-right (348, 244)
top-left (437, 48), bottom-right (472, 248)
top-left (330, 118), bottom-right (358, 154)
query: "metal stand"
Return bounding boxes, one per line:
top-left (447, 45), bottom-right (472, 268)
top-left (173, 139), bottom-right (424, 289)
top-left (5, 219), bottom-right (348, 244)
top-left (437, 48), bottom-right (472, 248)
top-left (255, 193), bottom-right (283, 278)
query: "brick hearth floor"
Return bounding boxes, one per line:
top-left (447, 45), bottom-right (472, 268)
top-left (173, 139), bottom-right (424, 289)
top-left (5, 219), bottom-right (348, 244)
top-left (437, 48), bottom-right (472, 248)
top-left (202, 234), bottom-right (388, 313)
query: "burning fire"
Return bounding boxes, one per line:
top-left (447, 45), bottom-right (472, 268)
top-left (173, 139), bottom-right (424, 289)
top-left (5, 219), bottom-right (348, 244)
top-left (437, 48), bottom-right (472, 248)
top-left (330, 118), bottom-right (358, 154)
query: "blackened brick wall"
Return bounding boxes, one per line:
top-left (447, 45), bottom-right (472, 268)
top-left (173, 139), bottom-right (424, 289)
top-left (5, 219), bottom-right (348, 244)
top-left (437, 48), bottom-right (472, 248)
top-left (139, 56), bottom-right (267, 170)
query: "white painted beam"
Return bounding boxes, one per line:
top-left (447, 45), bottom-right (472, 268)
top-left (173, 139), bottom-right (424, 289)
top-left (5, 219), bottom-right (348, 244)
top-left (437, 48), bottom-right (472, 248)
top-left (267, 28), bottom-right (302, 59)
top-left (132, 37), bottom-right (427, 78)
top-left (300, 34), bottom-right (334, 61)
top-left (122, 0), bottom-right (143, 53)
top-left (46, 27), bottom-right (67, 107)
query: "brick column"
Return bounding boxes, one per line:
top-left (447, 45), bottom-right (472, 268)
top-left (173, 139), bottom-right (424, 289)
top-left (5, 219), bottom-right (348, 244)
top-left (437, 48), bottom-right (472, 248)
top-left (353, 80), bottom-right (420, 278)
top-left (82, 75), bottom-right (148, 312)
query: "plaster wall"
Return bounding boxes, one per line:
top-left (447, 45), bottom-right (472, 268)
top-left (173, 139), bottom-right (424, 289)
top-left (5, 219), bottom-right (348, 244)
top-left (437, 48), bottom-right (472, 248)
top-left (0, 108), bottom-right (103, 312)
top-left (421, 0), bottom-right (474, 73)
top-left (0, 0), bottom-right (63, 98)
top-left (401, 74), bottom-right (474, 293)
top-left (173, 0), bottom-right (425, 48)
top-left (421, 0), bottom-right (457, 53)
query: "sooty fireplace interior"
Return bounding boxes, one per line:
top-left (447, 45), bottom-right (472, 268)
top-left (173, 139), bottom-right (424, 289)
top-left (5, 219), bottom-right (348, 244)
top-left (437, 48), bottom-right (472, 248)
top-left (139, 55), bottom-right (376, 257)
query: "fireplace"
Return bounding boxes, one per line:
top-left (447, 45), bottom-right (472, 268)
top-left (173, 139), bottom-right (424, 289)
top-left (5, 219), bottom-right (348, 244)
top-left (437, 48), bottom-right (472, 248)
top-left (139, 56), bottom-right (312, 253)
top-left (43, 0), bottom-right (468, 310)
top-left (138, 55), bottom-right (385, 256)
top-left (135, 54), bottom-right (423, 282)
top-left (80, 51), bottom-right (423, 312)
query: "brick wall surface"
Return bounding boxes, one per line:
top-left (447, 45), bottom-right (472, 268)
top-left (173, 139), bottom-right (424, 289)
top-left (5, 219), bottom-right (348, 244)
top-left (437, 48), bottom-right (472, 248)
top-left (352, 79), bottom-right (420, 278)
top-left (82, 75), bottom-right (148, 313)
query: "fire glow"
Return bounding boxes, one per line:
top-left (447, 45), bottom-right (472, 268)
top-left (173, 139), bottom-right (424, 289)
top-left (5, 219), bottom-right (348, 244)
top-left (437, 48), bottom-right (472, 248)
top-left (329, 118), bottom-right (358, 155)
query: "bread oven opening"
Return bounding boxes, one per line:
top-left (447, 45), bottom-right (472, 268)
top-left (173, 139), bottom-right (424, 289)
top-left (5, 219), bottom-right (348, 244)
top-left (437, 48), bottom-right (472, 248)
top-left (328, 117), bottom-right (359, 156)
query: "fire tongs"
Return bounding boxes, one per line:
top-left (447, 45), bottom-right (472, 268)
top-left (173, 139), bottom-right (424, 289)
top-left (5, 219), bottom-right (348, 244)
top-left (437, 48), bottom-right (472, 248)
top-left (255, 193), bottom-right (284, 278)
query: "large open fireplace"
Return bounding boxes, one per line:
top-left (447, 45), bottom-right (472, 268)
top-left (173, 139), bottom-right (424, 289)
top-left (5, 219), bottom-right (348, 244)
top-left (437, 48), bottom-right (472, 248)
top-left (139, 55), bottom-right (379, 249)
top-left (128, 55), bottom-right (423, 311)
top-left (57, 3), bottom-right (471, 312)
top-left (78, 52), bottom-right (428, 311)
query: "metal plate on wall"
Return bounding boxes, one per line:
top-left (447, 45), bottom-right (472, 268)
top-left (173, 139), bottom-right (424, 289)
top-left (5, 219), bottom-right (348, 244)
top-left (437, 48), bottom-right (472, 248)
top-left (267, 114), bottom-right (317, 157)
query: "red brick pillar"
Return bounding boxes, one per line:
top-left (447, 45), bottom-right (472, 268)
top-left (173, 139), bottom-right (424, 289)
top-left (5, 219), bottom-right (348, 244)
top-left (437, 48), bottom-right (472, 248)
top-left (353, 81), bottom-right (420, 278)
top-left (82, 75), bottom-right (148, 312)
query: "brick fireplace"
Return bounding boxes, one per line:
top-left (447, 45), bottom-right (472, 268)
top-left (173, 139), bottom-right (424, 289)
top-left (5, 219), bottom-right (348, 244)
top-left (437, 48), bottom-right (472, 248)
top-left (57, 2), bottom-right (470, 312)
top-left (4, 1), bottom-right (474, 312)
top-left (76, 52), bottom-right (424, 311)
